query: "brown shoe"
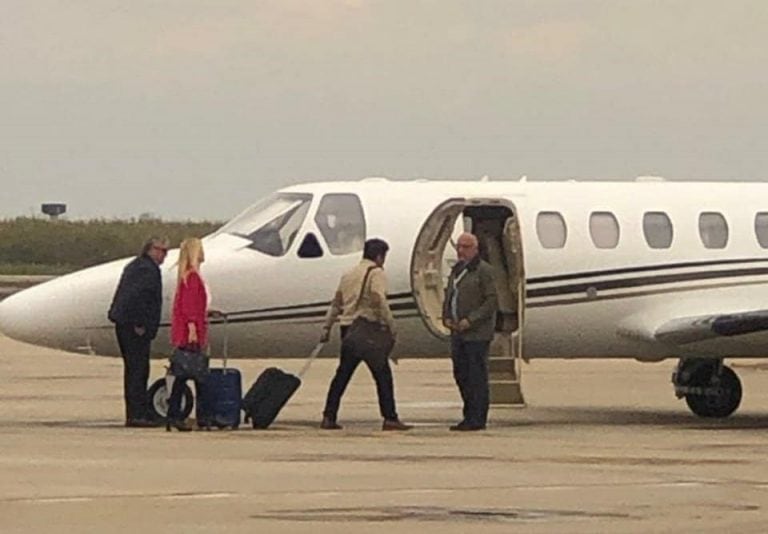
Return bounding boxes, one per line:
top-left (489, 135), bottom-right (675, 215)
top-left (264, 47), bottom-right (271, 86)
top-left (320, 417), bottom-right (342, 430)
top-left (449, 422), bottom-right (486, 431)
top-left (382, 419), bottom-right (413, 431)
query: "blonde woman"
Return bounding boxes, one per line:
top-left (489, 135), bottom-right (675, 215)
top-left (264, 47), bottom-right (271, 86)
top-left (167, 238), bottom-right (209, 431)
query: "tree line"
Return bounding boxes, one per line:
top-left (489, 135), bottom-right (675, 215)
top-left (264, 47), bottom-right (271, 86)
top-left (0, 217), bottom-right (222, 275)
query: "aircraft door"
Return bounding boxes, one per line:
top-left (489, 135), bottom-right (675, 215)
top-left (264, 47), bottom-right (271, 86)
top-left (411, 198), bottom-right (526, 405)
top-left (411, 198), bottom-right (525, 338)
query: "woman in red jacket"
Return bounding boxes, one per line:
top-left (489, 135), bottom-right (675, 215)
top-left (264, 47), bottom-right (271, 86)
top-left (167, 237), bottom-right (209, 431)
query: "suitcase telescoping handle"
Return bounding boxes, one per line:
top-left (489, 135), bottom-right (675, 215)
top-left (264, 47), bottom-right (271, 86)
top-left (207, 312), bottom-right (230, 370)
top-left (298, 342), bottom-right (324, 379)
top-left (221, 313), bottom-right (229, 370)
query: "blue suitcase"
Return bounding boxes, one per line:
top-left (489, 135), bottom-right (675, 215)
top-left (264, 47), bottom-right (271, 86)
top-left (195, 316), bottom-right (242, 430)
top-left (196, 368), bottom-right (242, 429)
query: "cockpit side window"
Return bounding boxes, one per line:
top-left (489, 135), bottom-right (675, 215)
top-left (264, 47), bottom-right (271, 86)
top-left (314, 194), bottom-right (366, 255)
top-left (219, 193), bottom-right (313, 256)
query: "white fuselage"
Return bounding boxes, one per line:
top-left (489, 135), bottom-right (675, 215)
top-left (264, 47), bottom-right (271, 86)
top-left (2, 178), bottom-right (768, 362)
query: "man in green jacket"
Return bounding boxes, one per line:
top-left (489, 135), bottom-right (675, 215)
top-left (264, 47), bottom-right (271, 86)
top-left (443, 232), bottom-right (498, 431)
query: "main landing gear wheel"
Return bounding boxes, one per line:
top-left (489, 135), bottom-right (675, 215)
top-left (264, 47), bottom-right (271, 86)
top-left (684, 365), bottom-right (742, 418)
top-left (147, 378), bottom-right (193, 422)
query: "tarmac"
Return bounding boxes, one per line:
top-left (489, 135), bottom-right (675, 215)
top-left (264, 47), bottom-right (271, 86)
top-left (3, 334), bottom-right (768, 533)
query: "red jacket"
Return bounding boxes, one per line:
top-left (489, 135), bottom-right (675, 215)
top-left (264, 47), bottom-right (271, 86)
top-left (171, 270), bottom-right (208, 348)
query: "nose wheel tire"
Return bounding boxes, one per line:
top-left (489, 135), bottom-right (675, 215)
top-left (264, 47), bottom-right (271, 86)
top-left (147, 378), bottom-right (193, 422)
top-left (684, 366), bottom-right (742, 418)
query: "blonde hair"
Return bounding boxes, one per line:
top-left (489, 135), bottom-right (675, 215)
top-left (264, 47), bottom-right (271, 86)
top-left (177, 238), bottom-right (204, 284)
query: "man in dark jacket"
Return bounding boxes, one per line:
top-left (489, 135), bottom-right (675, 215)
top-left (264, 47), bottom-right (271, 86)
top-left (443, 232), bottom-right (498, 431)
top-left (108, 237), bottom-right (169, 427)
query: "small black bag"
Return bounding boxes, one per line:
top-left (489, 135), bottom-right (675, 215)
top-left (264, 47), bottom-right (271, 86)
top-left (170, 346), bottom-right (210, 381)
top-left (341, 267), bottom-right (395, 363)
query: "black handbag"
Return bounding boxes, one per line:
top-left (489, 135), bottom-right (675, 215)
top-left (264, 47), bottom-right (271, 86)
top-left (342, 267), bottom-right (395, 363)
top-left (170, 346), bottom-right (210, 381)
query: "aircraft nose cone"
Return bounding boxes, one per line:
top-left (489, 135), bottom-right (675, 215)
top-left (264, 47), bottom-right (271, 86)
top-left (0, 296), bottom-right (13, 337)
top-left (0, 289), bottom-right (44, 345)
top-left (0, 260), bottom-right (132, 352)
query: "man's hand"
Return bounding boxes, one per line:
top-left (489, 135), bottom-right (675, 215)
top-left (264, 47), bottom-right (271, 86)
top-left (389, 331), bottom-right (398, 365)
top-left (443, 318), bottom-right (454, 330)
top-left (134, 325), bottom-right (146, 337)
top-left (456, 318), bottom-right (471, 332)
top-left (320, 328), bottom-right (330, 343)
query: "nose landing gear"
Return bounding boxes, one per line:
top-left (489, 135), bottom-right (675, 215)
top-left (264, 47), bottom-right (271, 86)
top-left (147, 378), bottom-right (194, 422)
top-left (673, 358), bottom-right (742, 418)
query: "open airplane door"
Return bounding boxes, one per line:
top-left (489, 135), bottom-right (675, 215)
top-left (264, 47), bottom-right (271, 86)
top-left (411, 198), bottom-right (526, 406)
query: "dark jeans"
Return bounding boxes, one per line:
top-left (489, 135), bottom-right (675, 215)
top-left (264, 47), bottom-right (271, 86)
top-left (167, 375), bottom-right (197, 422)
top-left (323, 326), bottom-right (398, 421)
top-left (451, 337), bottom-right (490, 427)
top-left (115, 324), bottom-right (151, 422)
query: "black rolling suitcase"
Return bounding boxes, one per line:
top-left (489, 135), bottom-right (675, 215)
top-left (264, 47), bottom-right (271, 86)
top-left (243, 343), bottom-right (323, 429)
top-left (196, 316), bottom-right (242, 429)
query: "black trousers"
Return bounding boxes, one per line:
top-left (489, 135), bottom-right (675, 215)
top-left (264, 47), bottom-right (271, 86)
top-left (167, 376), bottom-right (197, 422)
top-left (323, 326), bottom-right (398, 421)
top-left (451, 337), bottom-right (490, 427)
top-left (115, 324), bottom-right (152, 422)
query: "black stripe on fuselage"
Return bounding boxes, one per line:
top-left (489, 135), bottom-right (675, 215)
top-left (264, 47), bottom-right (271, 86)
top-left (526, 279), bottom-right (768, 309)
top-left (224, 292), bottom-right (415, 318)
top-left (527, 265), bottom-right (768, 299)
top-left (527, 258), bottom-right (768, 285)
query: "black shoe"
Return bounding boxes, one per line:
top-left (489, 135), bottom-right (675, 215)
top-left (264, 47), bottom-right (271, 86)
top-left (126, 418), bottom-right (158, 428)
top-left (320, 417), bottom-right (342, 430)
top-left (165, 419), bottom-right (193, 432)
top-left (449, 422), bottom-right (486, 431)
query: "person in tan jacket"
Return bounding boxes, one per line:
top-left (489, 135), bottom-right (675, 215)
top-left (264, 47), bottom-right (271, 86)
top-left (320, 238), bottom-right (411, 431)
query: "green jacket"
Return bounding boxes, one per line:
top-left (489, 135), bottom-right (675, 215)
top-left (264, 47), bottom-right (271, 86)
top-left (443, 256), bottom-right (498, 341)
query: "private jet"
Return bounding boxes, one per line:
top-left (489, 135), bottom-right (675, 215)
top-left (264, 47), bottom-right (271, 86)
top-left (1, 176), bottom-right (767, 420)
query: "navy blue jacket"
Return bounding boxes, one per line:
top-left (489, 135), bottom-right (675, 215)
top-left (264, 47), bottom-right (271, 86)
top-left (108, 255), bottom-right (162, 340)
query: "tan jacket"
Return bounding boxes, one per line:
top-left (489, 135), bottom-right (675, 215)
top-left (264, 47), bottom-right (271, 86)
top-left (322, 259), bottom-right (396, 333)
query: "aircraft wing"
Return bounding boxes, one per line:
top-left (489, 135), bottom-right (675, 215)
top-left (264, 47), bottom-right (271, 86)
top-left (618, 308), bottom-right (768, 346)
top-left (652, 310), bottom-right (768, 345)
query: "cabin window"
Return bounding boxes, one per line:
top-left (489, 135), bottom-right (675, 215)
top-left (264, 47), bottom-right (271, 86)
top-left (219, 193), bottom-right (313, 256)
top-left (643, 212), bottom-right (673, 249)
top-left (755, 213), bottom-right (768, 248)
top-left (589, 212), bottom-right (620, 249)
top-left (536, 212), bottom-right (567, 249)
top-left (699, 212), bottom-right (729, 249)
top-left (297, 232), bottom-right (324, 259)
top-left (315, 194), bottom-right (366, 255)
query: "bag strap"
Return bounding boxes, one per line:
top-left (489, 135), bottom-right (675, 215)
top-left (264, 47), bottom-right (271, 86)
top-left (352, 266), bottom-right (378, 315)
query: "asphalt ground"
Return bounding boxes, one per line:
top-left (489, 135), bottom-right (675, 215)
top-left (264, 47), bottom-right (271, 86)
top-left (3, 334), bottom-right (768, 533)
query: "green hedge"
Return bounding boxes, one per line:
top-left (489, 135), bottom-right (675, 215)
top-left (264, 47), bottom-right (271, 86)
top-left (0, 218), bottom-right (223, 274)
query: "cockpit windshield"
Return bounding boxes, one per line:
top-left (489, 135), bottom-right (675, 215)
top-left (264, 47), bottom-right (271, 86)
top-left (218, 193), bottom-right (313, 256)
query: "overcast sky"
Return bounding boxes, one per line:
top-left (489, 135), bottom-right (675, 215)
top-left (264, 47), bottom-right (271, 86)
top-left (1, 1), bottom-right (767, 220)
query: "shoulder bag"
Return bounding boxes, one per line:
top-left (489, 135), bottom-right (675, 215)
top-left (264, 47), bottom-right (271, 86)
top-left (342, 266), bottom-right (395, 363)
